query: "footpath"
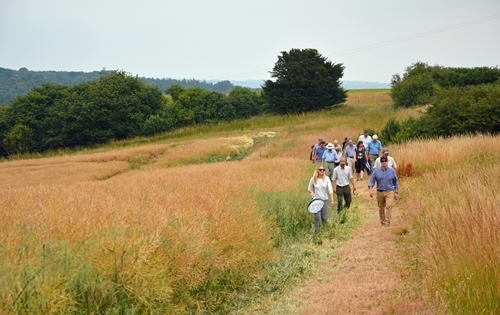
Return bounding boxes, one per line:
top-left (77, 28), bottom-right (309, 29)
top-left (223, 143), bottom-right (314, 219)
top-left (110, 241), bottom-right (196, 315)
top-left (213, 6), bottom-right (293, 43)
top-left (291, 182), bottom-right (431, 314)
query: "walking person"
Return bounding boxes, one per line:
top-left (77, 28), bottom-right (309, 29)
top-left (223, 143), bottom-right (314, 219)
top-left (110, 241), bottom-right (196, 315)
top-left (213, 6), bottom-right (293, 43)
top-left (343, 138), bottom-right (356, 176)
top-left (368, 156), bottom-right (399, 226)
top-left (322, 142), bottom-right (336, 180)
top-left (308, 165), bottom-right (335, 232)
top-left (333, 145), bottom-right (343, 167)
top-left (331, 158), bottom-right (356, 213)
top-left (367, 134), bottom-right (383, 174)
top-left (313, 140), bottom-right (327, 164)
top-left (354, 140), bottom-right (368, 181)
top-left (310, 138), bottom-right (323, 164)
top-left (373, 147), bottom-right (398, 171)
top-left (358, 129), bottom-right (372, 149)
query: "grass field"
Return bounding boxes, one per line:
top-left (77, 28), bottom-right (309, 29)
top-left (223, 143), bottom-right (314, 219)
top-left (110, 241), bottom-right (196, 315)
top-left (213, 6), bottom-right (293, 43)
top-left (1, 90), bottom-right (498, 314)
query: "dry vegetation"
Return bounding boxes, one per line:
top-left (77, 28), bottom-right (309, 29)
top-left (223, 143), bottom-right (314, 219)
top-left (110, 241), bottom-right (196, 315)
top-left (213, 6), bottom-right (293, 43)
top-left (1, 90), bottom-right (498, 313)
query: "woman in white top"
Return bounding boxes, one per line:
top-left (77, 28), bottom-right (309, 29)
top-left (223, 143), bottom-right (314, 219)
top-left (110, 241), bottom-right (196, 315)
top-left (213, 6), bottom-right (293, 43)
top-left (308, 165), bottom-right (335, 232)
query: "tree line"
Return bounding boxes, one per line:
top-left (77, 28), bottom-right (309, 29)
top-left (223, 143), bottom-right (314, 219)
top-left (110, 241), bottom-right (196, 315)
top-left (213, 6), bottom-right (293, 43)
top-left (0, 67), bottom-right (240, 105)
top-left (0, 72), bottom-right (266, 156)
top-left (382, 61), bottom-right (500, 143)
top-left (0, 49), bottom-right (347, 157)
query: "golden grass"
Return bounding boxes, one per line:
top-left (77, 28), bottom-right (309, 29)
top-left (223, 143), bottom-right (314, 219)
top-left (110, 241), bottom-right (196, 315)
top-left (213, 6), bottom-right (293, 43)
top-left (345, 89), bottom-right (391, 106)
top-left (4, 90), bottom-right (497, 312)
top-left (396, 135), bottom-right (500, 312)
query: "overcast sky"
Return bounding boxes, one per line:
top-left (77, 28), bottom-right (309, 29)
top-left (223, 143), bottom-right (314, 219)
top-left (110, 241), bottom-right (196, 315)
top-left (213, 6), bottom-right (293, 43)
top-left (1, 0), bottom-right (499, 83)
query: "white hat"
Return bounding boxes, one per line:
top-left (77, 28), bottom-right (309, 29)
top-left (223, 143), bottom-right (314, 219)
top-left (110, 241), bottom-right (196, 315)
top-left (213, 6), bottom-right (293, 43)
top-left (326, 143), bottom-right (334, 149)
top-left (372, 134), bottom-right (378, 139)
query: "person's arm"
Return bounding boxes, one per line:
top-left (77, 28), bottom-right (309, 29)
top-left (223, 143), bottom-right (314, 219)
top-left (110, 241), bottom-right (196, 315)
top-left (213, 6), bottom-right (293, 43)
top-left (393, 171), bottom-right (399, 200)
top-left (331, 170), bottom-right (337, 194)
top-left (308, 179), bottom-right (315, 198)
top-left (368, 172), bottom-right (376, 198)
top-left (350, 176), bottom-right (356, 191)
top-left (327, 179), bottom-right (335, 205)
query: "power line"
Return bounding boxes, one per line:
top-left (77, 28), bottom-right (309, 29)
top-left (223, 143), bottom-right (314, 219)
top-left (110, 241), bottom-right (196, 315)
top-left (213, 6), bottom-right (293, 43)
top-left (217, 13), bottom-right (500, 81)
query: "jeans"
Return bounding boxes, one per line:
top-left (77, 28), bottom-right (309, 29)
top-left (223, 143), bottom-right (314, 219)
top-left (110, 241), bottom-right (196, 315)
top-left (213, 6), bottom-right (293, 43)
top-left (313, 200), bottom-right (329, 232)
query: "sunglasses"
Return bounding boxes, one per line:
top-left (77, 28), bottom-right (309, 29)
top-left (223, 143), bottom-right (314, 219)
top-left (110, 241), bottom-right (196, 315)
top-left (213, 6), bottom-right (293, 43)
top-left (318, 169), bottom-right (325, 171)
top-left (381, 160), bottom-right (388, 162)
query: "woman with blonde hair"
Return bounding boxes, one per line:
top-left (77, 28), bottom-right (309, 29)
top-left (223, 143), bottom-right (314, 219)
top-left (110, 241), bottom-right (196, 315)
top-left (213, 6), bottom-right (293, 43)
top-left (307, 165), bottom-right (335, 232)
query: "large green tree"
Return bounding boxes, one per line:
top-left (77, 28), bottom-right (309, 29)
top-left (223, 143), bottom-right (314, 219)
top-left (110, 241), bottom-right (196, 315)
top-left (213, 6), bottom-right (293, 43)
top-left (262, 48), bottom-right (346, 114)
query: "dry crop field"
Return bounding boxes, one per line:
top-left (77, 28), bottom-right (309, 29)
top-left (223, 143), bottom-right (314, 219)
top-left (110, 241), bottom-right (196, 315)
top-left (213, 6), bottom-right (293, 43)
top-left (1, 90), bottom-right (498, 314)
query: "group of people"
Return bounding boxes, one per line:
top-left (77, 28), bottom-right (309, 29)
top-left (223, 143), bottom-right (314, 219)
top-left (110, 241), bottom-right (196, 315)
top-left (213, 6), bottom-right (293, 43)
top-left (308, 130), bottom-right (399, 233)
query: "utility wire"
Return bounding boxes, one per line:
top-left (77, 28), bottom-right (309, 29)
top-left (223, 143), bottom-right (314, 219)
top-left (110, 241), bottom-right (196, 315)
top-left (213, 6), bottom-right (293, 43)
top-left (217, 13), bottom-right (500, 81)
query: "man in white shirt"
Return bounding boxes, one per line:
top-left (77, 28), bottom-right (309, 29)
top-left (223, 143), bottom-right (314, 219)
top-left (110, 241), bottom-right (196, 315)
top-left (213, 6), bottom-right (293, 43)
top-left (331, 158), bottom-right (357, 213)
top-left (373, 147), bottom-right (398, 171)
top-left (358, 129), bottom-right (372, 149)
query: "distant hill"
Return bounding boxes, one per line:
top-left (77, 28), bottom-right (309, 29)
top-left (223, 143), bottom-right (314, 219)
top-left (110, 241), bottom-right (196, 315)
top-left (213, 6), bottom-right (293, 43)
top-left (341, 80), bottom-right (390, 90)
top-left (0, 67), bottom-right (239, 104)
top-left (0, 67), bottom-right (390, 105)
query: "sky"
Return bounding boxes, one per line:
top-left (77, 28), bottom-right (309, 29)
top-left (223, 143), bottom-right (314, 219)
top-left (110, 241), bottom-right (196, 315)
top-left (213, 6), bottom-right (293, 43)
top-left (1, 0), bottom-right (499, 83)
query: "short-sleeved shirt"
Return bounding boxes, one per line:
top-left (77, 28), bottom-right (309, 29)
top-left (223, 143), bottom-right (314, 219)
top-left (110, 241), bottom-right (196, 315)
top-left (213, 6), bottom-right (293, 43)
top-left (358, 135), bottom-right (372, 148)
top-left (322, 149), bottom-right (336, 162)
top-left (315, 147), bottom-right (327, 163)
top-left (367, 140), bottom-right (382, 155)
top-left (332, 165), bottom-right (353, 187)
top-left (308, 177), bottom-right (333, 200)
top-left (343, 144), bottom-right (356, 159)
top-left (373, 156), bottom-right (397, 170)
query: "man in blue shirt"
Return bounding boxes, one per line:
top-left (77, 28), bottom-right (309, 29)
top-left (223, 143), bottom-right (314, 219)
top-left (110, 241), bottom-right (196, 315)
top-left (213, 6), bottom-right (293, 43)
top-left (322, 142), bottom-right (337, 180)
top-left (343, 138), bottom-right (356, 176)
top-left (314, 141), bottom-right (327, 164)
top-left (367, 134), bottom-right (383, 175)
top-left (368, 156), bottom-right (399, 226)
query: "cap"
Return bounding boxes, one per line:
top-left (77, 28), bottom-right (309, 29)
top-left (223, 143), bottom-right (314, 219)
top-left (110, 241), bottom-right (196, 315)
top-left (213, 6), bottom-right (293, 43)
top-left (382, 148), bottom-right (389, 153)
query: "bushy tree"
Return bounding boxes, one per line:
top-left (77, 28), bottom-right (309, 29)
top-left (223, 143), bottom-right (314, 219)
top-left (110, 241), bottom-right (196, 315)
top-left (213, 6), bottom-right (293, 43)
top-left (390, 71), bottom-right (437, 108)
top-left (262, 48), bottom-right (346, 114)
top-left (390, 61), bottom-right (500, 108)
top-left (0, 71), bottom-right (163, 155)
top-left (382, 82), bottom-right (500, 143)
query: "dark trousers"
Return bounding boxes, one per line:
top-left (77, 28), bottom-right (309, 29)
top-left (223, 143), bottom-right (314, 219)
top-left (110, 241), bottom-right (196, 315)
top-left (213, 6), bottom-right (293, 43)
top-left (336, 185), bottom-right (352, 213)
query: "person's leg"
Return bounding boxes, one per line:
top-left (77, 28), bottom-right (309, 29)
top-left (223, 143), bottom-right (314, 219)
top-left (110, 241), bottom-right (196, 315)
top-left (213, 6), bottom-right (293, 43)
top-left (376, 191), bottom-right (387, 225)
top-left (321, 200), bottom-right (328, 225)
top-left (348, 158), bottom-right (355, 176)
top-left (384, 191), bottom-right (395, 225)
top-left (336, 186), bottom-right (344, 213)
top-left (314, 212), bottom-right (321, 232)
top-left (369, 155), bottom-right (377, 171)
top-left (327, 162), bottom-right (334, 180)
top-left (355, 161), bottom-right (361, 181)
top-left (344, 186), bottom-right (352, 209)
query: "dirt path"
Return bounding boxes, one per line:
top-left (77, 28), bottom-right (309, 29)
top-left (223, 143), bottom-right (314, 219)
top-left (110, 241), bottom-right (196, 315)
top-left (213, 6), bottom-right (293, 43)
top-left (292, 182), bottom-right (428, 314)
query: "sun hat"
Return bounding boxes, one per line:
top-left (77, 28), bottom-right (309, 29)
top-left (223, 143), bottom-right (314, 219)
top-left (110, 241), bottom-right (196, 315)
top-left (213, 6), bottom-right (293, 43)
top-left (326, 143), bottom-right (334, 149)
top-left (339, 157), bottom-right (346, 164)
top-left (373, 134), bottom-right (378, 139)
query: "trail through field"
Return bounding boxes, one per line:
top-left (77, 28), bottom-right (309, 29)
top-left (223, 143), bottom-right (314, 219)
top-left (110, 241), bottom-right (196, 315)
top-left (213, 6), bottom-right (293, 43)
top-left (288, 181), bottom-right (432, 314)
